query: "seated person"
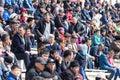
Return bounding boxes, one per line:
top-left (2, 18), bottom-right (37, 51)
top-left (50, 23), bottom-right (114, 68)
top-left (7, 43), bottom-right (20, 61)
top-left (6, 65), bottom-right (21, 80)
top-left (99, 51), bottom-right (118, 80)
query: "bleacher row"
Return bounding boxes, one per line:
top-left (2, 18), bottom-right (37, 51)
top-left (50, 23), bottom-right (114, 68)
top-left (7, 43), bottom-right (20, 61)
top-left (20, 48), bottom-right (120, 80)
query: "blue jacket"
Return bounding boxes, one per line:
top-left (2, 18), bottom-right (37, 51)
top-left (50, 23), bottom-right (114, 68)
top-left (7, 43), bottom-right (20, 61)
top-left (3, 10), bottom-right (11, 21)
top-left (6, 72), bottom-right (21, 80)
top-left (99, 54), bottom-right (112, 69)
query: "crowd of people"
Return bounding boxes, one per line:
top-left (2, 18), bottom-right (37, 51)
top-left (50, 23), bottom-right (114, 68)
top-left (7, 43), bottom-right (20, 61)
top-left (0, 0), bottom-right (120, 80)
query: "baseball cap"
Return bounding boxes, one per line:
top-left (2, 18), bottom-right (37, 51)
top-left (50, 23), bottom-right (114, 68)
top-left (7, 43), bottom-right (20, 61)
top-left (47, 58), bottom-right (55, 63)
top-left (41, 71), bottom-right (53, 78)
top-left (71, 34), bottom-right (78, 39)
top-left (35, 57), bottom-right (46, 64)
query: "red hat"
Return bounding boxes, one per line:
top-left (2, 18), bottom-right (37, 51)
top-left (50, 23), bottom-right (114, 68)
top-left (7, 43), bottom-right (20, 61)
top-left (20, 7), bottom-right (26, 13)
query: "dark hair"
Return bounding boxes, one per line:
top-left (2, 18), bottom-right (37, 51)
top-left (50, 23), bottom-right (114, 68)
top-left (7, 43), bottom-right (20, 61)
top-left (1, 34), bottom-right (9, 42)
top-left (44, 12), bottom-right (50, 16)
top-left (39, 48), bottom-right (50, 56)
top-left (63, 50), bottom-right (72, 58)
top-left (27, 17), bottom-right (34, 23)
top-left (95, 77), bottom-right (101, 80)
top-left (11, 65), bottom-right (20, 71)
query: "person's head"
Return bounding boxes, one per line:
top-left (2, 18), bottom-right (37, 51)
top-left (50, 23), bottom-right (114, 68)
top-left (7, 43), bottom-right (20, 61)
top-left (64, 33), bottom-right (71, 42)
top-left (69, 60), bottom-right (79, 74)
top-left (46, 58), bottom-right (56, 71)
top-left (11, 65), bottom-right (21, 77)
top-left (39, 48), bottom-right (50, 61)
top-left (11, 21), bottom-right (20, 30)
top-left (95, 29), bottom-right (100, 36)
top-left (49, 34), bottom-right (55, 43)
top-left (59, 9), bottom-right (64, 16)
top-left (101, 29), bottom-right (106, 36)
top-left (9, 13), bottom-right (18, 21)
top-left (7, 6), bottom-right (13, 14)
top-left (18, 26), bottom-right (25, 37)
top-left (72, 17), bottom-right (78, 24)
top-left (85, 4), bottom-right (89, 10)
top-left (32, 76), bottom-right (44, 80)
top-left (66, 43), bottom-right (72, 51)
top-left (58, 38), bottom-right (65, 49)
top-left (58, 27), bottom-right (64, 34)
top-left (63, 50), bottom-right (73, 61)
top-left (27, 17), bottom-right (34, 26)
top-left (1, 34), bottom-right (10, 45)
top-left (46, 5), bottom-right (51, 12)
top-left (98, 44), bottom-right (104, 51)
top-left (35, 57), bottom-right (46, 71)
top-left (41, 71), bottom-right (53, 80)
top-left (44, 12), bottom-right (50, 22)
top-left (95, 72), bottom-right (106, 80)
top-left (107, 50), bottom-right (114, 58)
top-left (86, 38), bottom-right (91, 46)
top-left (4, 56), bottom-right (13, 65)
top-left (76, 6), bottom-right (81, 12)
top-left (50, 50), bottom-right (60, 60)
top-left (71, 34), bottom-right (77, 43)
top-left (26, 28), bottom-right (31, 36)
top-left (39, 4), bottom-right (46, 12)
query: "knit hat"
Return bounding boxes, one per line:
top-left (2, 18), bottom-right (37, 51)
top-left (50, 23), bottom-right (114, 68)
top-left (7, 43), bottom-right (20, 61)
top-left (70, 60), bottom-right (79, 67)
top-left (4, 56), bottom-right (13, 64)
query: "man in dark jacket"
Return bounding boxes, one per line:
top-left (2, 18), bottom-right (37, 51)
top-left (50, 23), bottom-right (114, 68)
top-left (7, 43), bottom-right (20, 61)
top-left (34, 12), bottom-right (55, 48)
top-left (11, 26), bottom-right (31, 69)
top-left (44, 58), bottom-right (62, 80)
top-left (68, 17), bottom-right (85, 36)
top-left (26, 57), bottom-right (46, 80)
top-left (60, 60), bottom-right (82, 80)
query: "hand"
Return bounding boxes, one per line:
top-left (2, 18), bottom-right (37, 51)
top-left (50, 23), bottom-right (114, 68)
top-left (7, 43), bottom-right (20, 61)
top-left (39, 36), bottom-right (44, 41)
top-left (91, 56), bottom-right (95, 60)
top-left (25, 51), bottom-right (30, 54)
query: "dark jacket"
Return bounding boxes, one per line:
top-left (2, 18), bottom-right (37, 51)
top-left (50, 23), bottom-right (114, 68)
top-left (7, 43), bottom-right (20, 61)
top-left (34, 20), bottom-right (55, 38)
top-left (61, 60), bottom-right (71, 71)
top-left (44, 67), bottom-right (62, 80)
top-left (6, 72), bottom-right (21, 80)
top-left (54, 14), bottom-right (65, 28)
top-left (26, 67), bottom-right (43, 80)
top-left (68, 21), bottom-right (85, 36)
top-left (75, 50), bottom-right (86, 67)
top-left (99, 54), bottom-right (112, 69)
top-left (60, 69), bottom-right (75, 80)
top-left (11, 32), bottom-right (31, 60)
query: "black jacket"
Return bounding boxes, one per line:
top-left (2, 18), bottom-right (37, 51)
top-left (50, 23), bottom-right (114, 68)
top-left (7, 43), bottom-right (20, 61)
top-left (34, 20), bottom-right (55, 38)
top-left (26, 67), bottom-right (43, 80)
top-left (68, 21), bottom-right (85, 36)
top-left (11, 32), bottom-right (31, 60)
top-left (60, 69), bottom-right (75, 80)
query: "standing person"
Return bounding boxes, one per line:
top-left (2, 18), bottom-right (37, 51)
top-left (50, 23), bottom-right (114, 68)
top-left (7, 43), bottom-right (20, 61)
top-left (34, 12), bottom-right (55, 49)
top-left (6, 65), bottom-right (21, 80)
top-left (11, 26), bottom-right (31, 69)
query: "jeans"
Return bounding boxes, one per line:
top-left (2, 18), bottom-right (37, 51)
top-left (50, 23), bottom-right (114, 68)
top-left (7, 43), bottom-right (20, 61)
top-left (103, 66), bottom-right (117, 80)
top-left (114, 68), bottom-right (120, 80)
top-left (80, 65), bottom-right (86, 79)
